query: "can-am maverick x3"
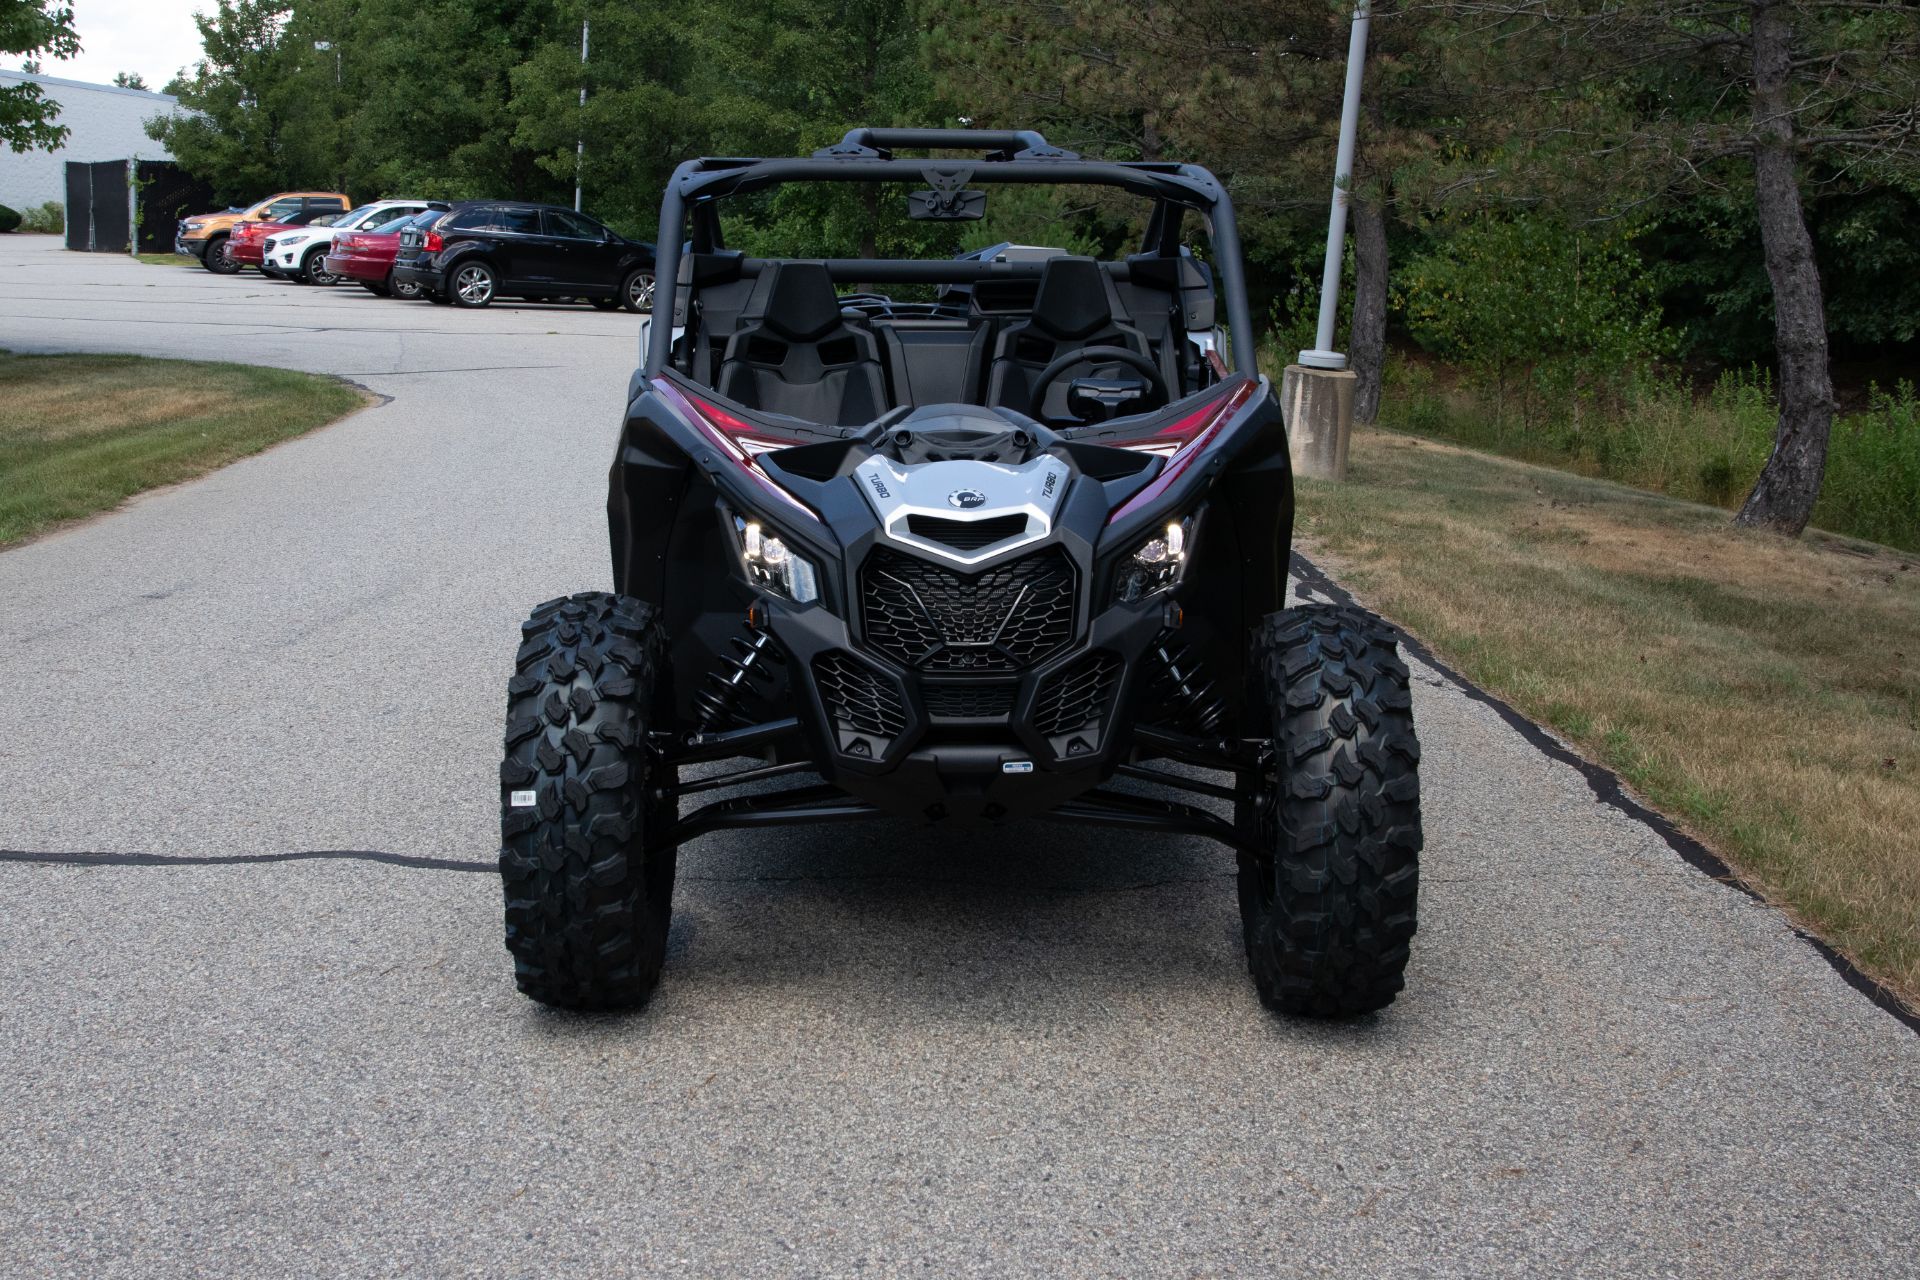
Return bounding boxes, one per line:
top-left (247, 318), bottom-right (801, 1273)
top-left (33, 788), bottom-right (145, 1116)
top-left (499, 128), bottom-right (1422, 1017)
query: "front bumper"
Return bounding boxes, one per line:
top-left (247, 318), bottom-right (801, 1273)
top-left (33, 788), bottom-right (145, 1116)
top-left (265, 244), bottom-right (306, 273)
top-left (763, 577), bottom-right (1171, 825)
top-left (174, 237), bottom-right (207, 259)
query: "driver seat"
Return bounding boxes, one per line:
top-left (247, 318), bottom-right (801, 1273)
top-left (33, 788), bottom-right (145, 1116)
top-left (985, 256), bottom-right (1151, 419)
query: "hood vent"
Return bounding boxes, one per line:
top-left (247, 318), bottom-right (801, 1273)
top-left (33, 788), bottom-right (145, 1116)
top-left (904, 512), bottom-right (1028, 552)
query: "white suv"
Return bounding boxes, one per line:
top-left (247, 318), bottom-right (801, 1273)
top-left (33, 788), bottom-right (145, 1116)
top-left (263, 199), bottom-right (446, 285)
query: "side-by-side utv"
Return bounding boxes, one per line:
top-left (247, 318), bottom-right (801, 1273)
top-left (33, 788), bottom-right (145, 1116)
top-left (498, 128), bottom-right (1422, 1018)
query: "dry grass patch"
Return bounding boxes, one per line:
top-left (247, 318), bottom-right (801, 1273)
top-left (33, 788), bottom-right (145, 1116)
top-left (1298, 427), bottom-right (1920, 1007)
top-left (0, 351), bottom-right (369, 547)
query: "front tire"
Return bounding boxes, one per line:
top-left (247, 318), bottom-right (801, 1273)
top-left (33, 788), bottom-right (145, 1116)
top-left (450, 260), bottom-right (496, 308)
top-left (1236, 604), bottom-right (1422, 1017)
top-left (302, 247), bottom-right (339, 286)
top-left (500, 592), bottom-right (676, 1010)
top-left (201, 236), bottom-right (239, 274)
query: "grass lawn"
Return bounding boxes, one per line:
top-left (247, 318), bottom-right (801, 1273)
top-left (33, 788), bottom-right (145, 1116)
top-left (0, 351), bottom-right (369, 548)
top-left (1298, 427), bottom-right (1920, 1009)
top-left (133, 253), bottom-right (196, 267)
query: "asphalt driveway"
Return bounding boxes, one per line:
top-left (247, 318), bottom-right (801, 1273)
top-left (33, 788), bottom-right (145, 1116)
top-left (1, 236), bottom-right (1916, 1278)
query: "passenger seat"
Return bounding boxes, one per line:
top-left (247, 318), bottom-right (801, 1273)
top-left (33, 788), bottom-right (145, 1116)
top-left (716, 262), bottom-right (887, 426)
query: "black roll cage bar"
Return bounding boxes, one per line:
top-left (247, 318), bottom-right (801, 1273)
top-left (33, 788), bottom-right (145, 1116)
top-left (644, 127), bottom-right (1258, 380)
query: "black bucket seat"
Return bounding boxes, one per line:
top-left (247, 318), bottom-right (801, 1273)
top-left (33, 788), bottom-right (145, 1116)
top-left (985, 256), bottom-right (1151, 419)
top-left (716, 261), bottom-right (887, 425)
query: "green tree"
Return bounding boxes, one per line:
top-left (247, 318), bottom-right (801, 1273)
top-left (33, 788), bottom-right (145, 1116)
top-left (148, 0), bottom-right (299, 202)
top-left (111, 70), bottom-right (147, 90)
top-left (2, 0), bottom-right (78, 152)
top-left (1435, 0), bottom-right (1920, 536)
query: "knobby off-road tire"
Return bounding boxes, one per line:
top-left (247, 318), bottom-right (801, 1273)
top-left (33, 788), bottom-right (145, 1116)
top-left (1236, 604), bottom-right (1422, 1017)
top-left (500, 593), bottom-right (677, 1010)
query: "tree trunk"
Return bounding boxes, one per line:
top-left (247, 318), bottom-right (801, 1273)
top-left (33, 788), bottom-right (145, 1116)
top-left (1734, 0), bottom-right (1836, 536)
top-left (1350, 198), bottom-right (1389, 425)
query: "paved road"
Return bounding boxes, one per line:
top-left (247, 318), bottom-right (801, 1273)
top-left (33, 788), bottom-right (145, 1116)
top-left (2, 236), bottom-right (1916, 1278)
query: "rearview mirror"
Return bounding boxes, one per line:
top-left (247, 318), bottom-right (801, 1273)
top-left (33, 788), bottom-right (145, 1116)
top-left (908, 188), bottom-right (986, 221)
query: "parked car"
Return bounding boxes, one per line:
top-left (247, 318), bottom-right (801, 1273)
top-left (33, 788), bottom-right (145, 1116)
top-left (390, 201), bottom-right (655, 310)
top-left (323, 209), bottom-right (444, 298)
top-left (262, 198), bottom-right (448, 285)
top-left (175, 191), bottom-right (351, 274)
top-left (227, 208), bottom-right (342, 272)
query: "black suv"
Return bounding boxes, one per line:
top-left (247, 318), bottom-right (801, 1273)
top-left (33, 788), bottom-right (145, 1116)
top-left (391, 200), bottom-right (656, 310)
top-left (498, 129), bottom-right (1423, 1021)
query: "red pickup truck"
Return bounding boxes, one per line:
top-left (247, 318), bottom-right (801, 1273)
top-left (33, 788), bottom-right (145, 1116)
top-left (324, 209), bottom-right (441, 298)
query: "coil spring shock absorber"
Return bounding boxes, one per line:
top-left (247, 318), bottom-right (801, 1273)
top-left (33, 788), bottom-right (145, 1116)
top-left (695, 622), bottom-right (784, 729)
top-left (1150, 634), bottom-right (1225, 735)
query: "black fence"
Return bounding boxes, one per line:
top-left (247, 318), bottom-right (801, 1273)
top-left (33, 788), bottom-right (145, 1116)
top-left (135, 161), bottom-right (217, 254)
top-left (64, 160), bottom-right (130, 253)
top-left (62, 160), bottom-right (217, 254)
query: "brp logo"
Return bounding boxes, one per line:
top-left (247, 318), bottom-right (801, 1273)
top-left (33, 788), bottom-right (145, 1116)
top-left (947, 489), bottom-right (987, 509)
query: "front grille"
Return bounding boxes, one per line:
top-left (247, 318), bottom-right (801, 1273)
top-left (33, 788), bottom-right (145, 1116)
top-left (813, 651), bottom-right (906, 738)
top-left (905, 512), bottom-right (1028, 552)
top-left (922, 681), bottom-right (1017, 718)
top-left (861, 547), bottom-right (1076, 672)
top-left (1034, 651), bottom-right (1123, 738)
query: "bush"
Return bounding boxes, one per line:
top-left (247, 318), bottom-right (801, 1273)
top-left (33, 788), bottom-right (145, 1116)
top-left (19, 201), bottom-right (63, 234)
top-left (1817, 382), bottom-right (1920, 549)
top-left (0, 205), bottom-right (21, 233)
top-left (1395, 214), bottom-right (1674, 438)
top-left (1378, 360), bottom-right (1920, 552)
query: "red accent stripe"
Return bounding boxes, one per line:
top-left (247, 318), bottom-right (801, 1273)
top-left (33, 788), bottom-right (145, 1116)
top-left (1107, 379), bottom-right (1260, 525)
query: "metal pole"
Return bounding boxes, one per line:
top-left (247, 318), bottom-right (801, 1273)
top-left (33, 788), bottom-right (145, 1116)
top-left (574, 17), bottom-right (589, 212)
top-left (1298, 0), bottom-right (1371, 371)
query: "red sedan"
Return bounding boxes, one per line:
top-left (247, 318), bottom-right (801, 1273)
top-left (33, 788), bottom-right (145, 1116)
top-left (227, 209), bottom-right (338, 270)
top-left (324, 210), bottom-right (439, 298)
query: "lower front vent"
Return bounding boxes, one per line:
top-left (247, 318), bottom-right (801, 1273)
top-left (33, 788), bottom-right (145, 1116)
top-left (922, 681), bottom-right (1017, 719)
top-left (1034, 651), bottom-right (1123, 739)
top-left (813, 651), bottom-right (907, 749)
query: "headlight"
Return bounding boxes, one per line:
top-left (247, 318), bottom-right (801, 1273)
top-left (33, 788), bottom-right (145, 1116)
top-left (733, 515), bottom-right (820, 604)
top-left (184, 221), bottom-right (204, 232)
top-left (279, 234), bottom-right (310, 247)
top-left (1113, 517), bottom-right (1191, 603)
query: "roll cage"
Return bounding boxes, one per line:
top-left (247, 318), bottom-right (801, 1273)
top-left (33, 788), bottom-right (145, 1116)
top-left (643, 127), bottom-right (1259, 390)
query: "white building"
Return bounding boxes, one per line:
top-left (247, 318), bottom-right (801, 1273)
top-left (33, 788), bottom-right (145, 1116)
top-left (0, 70), bottom-right (187, 213)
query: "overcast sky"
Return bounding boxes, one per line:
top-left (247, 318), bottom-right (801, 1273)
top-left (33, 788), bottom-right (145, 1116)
top-left (40, 0), bottom-right (208, 92)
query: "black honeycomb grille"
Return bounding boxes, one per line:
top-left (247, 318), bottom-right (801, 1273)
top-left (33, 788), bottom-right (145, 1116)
top-left (813, 651), bottom-right (907, 738)
top-left (922, 682), bottom-right (1018, 718)
top-left (1034, 651), bottom-right (1123, 737)
top-left (860, 547), bottom-right (1076, 672)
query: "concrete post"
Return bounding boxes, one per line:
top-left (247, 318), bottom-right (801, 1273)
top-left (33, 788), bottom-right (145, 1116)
top-left (1283, 364), bottom-right (1356, 482)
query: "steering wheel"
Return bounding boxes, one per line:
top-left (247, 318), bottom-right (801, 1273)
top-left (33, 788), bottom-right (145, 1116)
top-left (1027, 345), bottom-right (1170, 423)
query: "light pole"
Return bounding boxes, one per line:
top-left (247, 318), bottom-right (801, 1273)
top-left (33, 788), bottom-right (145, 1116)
top-left (1283, 0), bottom-right (1371, 481)
top-left (1298, 0), bottom-right (1371, 371)
top-left (574, 16), bottom-right (589, 213)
